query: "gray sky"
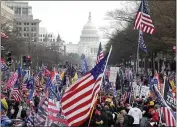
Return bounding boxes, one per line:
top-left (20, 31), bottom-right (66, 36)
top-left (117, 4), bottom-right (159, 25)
top-left (27, 1), bottom-right (124, 43)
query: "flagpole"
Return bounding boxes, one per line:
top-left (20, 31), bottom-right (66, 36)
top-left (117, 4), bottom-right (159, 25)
top-left (99, 45), bottom-right (112, 102)
top-left (136, 0), bottom-right (144, 75)
top-left (88, 45), bottom-right (112, 126)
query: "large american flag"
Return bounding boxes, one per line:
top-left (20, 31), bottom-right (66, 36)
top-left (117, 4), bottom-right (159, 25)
top-left (61, 54), bottom-right (108, 126)
top-left (134, 0), bottom-right (155, 34)
top-left (96, 42), bottom-right (104, 64)
top-left (1, 32), bottom-right (8, 39)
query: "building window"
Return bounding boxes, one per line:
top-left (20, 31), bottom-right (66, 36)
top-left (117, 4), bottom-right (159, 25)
top-left (16, 27), bottom-right (22, 31)
top-left (24, 33), bottom-right (26, 37)
top-left (31, 27), bottom-right (36, 32)
top-left (15, 8), bottom-right (21, 15)
top-left (31, 23), bottom-right (33, 25)
top-left (43, 34), bottom-right (45, 37)
top-left (18, 33), bottom-right (21, 36)
top-left (22, 8), bottom-right (28, 15)
top-left (53, 39), bottom-right (55, 42)
top-left (16, 22), bottom-right (21, 25)
top-left (24, 27), bottom-right (29, 31)
top-left (24, 23), bottom-right (26, 25)
top-left (27, 23), bottom-right (29, 25)
top-left (41, 39), bottom-right (42, 41)
top-left (34, 33), bottom-right (36, 37)
top-left (33, 23), bottom-right (36, 25)
top-left (26, 33), bottom-right (29, 37)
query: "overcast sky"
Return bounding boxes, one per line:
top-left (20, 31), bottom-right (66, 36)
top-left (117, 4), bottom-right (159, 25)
top-left (27, 1), bottom-right (125, 43)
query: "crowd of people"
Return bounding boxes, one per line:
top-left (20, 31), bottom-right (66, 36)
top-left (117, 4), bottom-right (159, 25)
top-left (0, 63), bottom-right (176, 127)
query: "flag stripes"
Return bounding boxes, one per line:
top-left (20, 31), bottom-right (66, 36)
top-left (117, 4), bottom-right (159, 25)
top-left (96, 42), bottom-right (104, 64)
top-left (21, 83), bottom-right (28, 91)
top-left (10, 88), bottom-right (22, 102)
top-left (134, 0), bottom-right (155, 34)
top-left (161, 107), bottom-right (176, 127)
top-left (61, 53), bottom-right (108, 126)
top-left (34, 97), bottom-right (48, 126)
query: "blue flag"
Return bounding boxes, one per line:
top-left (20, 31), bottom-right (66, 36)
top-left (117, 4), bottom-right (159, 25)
top-left (138, 31), bottom-right (147, 52)
top-left (45, 77), bottom-right (52, 89)
top-left (27, 77), bottom-right (35, 101)
top-left (27, 77), bottom-right (35, 89)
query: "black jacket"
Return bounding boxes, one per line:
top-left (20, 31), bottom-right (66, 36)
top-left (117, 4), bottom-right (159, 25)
top-left (123, 115), bottom-right (134, 127)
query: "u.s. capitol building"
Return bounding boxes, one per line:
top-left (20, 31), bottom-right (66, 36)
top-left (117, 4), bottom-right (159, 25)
top-left (65, 12), bottom-right (101, 67)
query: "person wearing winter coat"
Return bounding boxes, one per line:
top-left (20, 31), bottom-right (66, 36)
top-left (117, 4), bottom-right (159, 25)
top-left (149, 108), bottom-right (159, 123)
top-left (115, 110), bottom-right (124, 126)
top-left (90, 109), bottom-right (108, 127)
top-left (122, 110), bottom-right (134, 127)
top-left (128, 102), bottom-right (142, 127)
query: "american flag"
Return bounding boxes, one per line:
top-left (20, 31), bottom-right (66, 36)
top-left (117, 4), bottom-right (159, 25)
top-left (33, 96), bottom-right (68, 126)
top-left (48, 99), bottom-right (68, 126)
top-left (26, 112), bottom-right (35, 127)
top-left (150, 82), bottom-right (176, 126)
top-left (61, 53), bottom-right (108, 126)
top-left (96, 42), bottom-right (104, 64)
top-left (1, 32), bottom-right (8, 39)
top-left (10, 88), bottom-right (22, 102)
top-left (34, 97), bottom-right (48, 126)
top-left (134, 0), bottom-right (155, 34)
top-left (161, 107), bottom-right (176, 127)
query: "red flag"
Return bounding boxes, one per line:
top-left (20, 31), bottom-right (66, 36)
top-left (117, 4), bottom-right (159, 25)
top-left (1, 32), bottom-right (8, 39)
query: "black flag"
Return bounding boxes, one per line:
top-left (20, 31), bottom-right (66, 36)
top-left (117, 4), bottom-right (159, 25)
top-left (115, 72), bottom-right (121, 90)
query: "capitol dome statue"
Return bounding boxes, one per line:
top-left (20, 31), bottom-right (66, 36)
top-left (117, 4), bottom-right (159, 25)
top-left (78, 12), bottom-right (100, 67)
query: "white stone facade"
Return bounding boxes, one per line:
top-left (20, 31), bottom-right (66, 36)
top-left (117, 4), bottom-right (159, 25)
top-left (1, 1), bottom-right (14, 30)
top-left (65, 12), bottom-right (101, 67)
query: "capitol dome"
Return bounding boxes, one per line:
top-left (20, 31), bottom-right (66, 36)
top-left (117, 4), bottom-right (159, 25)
top-left (79, 12), bottom-right (100, 42)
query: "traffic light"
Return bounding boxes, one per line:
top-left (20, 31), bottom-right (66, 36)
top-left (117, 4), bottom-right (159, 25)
top-left (6, 51), bottom-right (11, 66)
top-left (27, 55), bottom-right (31, 66)
top-left (23, 56), bottom-right (27, 66)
